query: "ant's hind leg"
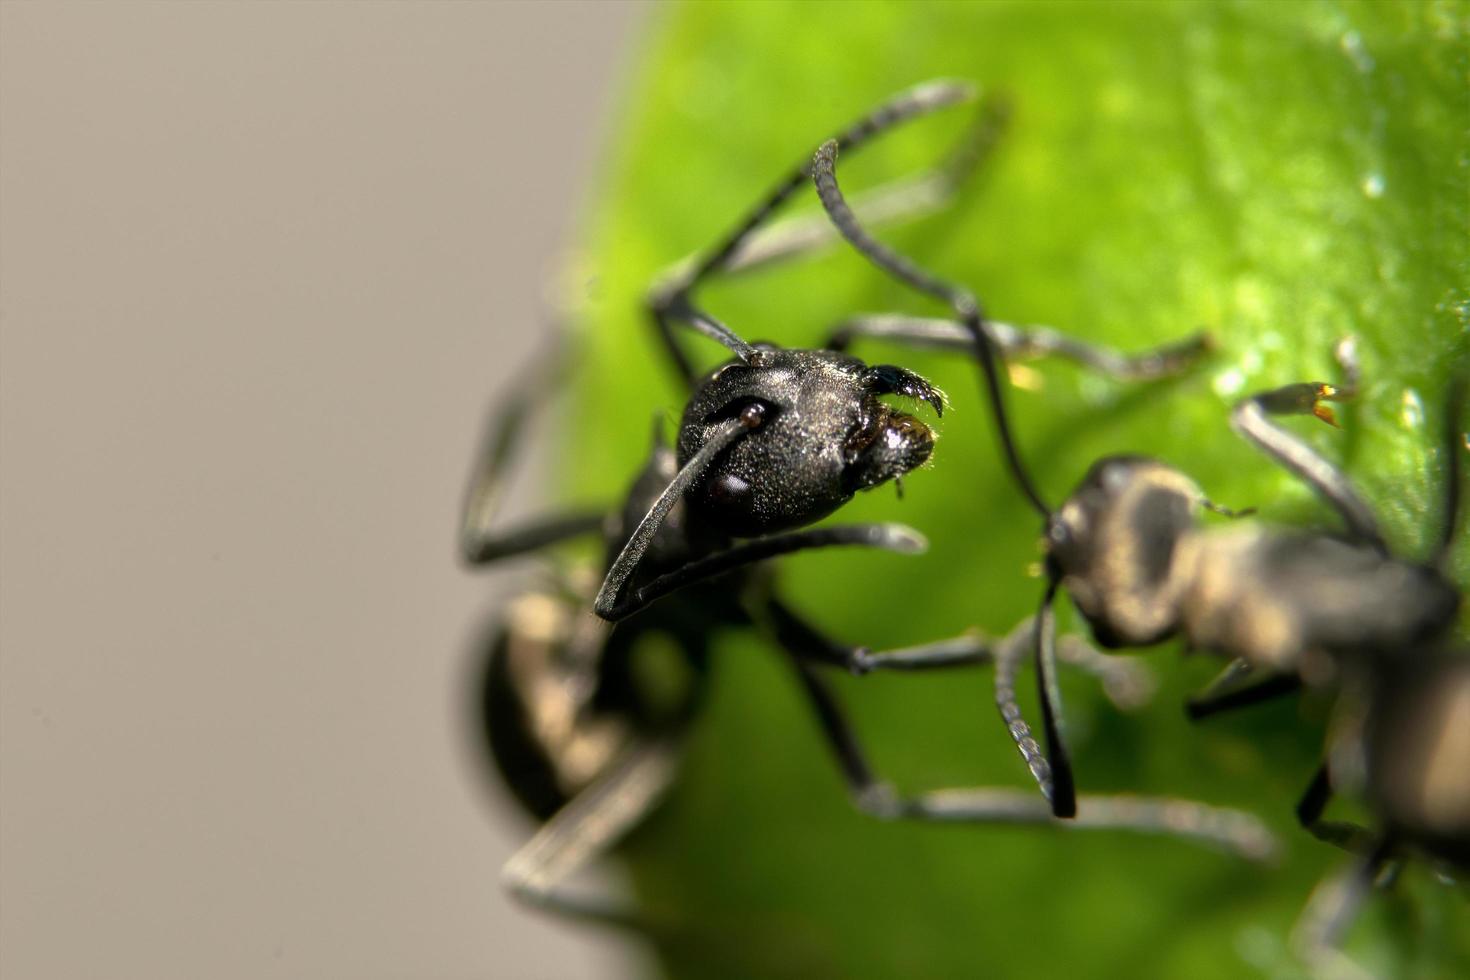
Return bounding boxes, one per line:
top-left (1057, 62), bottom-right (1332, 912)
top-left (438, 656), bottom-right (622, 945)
top-left (1292, 836), bottom-right (1397, 977)
top-left (825, 314), bottom-right (1212, 383)
top-left (460, 345), bottom-right (605, 565)
top-left (1230, 337), bottom-right (1387, 553)
top-left (501, 736), bottom-right (683, 931)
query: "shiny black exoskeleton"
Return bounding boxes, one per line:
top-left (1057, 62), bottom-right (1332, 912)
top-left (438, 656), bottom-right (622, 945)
top-left (678, 348), bottom-right (941, 537)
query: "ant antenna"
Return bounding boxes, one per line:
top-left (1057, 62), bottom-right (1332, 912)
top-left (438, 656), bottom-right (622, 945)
top-left (661, 293), bottom-right (761, 363)
top-left (650, 80), bottom-right (979, 380)
top-left (1034, 572), bottom-right (1076, 817)
top-left (811, 139), bottom-right (1052, 518)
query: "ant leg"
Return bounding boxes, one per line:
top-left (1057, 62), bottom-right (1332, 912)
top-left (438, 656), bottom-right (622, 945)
top-left (649, 80), bottom-right (984, 387)
top-left (770, 617), bottom-right (1276, 860)
top-left (1230, 337), bottom-right (1388, 554)
top-left (761, 601), bottom-right (1155, 712)
top-left (686, 95), bottom-right (1012, 283)
top-left (825, 314), bottom-right (1212, 382)
top-left (460, 344), bottom-right (605, 565)
top-left (464, 514), bottom-right (606, 566)
top-left (502, 736), bottom-right (683, 930)
top-left (1292, 835), bottom-right (1397, 976)
top-left (598, 522), bottom-right (926, 622)
top-left (1185, 659), bottom-right (1302, 720)
top-left (812, 139), bottom-right (1051, 517)
top-left (759, 596), bottom-right (994, 673)
top-left (1054, 634), bottom-right (1159, 711)
top-left (1294, 761), bottom-right (1378, 854)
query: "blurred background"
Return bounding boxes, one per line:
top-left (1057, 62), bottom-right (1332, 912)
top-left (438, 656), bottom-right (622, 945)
top-left (2, 2), bottom-right (646, 977)
top-left (4, 3), bottom-right (1466, 980)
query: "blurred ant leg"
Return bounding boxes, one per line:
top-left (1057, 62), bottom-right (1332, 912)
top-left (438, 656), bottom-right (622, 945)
top-left (1297, 761), bottom-right (1334, 827)
top-left (598, 521), bottom-right (925, 623)
top-left (1294, 762), bottom-right (1377, 854)
top-left (460, 343), bottom-right (606, 565)
top-left (502, 736), bottom-right (682, 930)
top-left (648, 80), bottom-right (983, 387)
top-left (762, 601), bottom-right (1154, 713)
top-left (1054, 635), bottom-right (1158, 711)
top-left (1230, 337), bottom-right (1387, 554)
top-left (1292, 836), bottom-right (1397, 976)
top-left (771, 615), bottom-right (1276, 860)
top-left (464, 514), bottom-right (607, 566)
top-left (1185, 658), bottom-right (1302, 720)
top-left (825, 314), bottom-right (1212, 382)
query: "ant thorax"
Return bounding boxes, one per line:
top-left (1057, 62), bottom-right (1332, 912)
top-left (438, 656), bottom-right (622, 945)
top-left (1179, 527), bottom-right (1460, 679)
top-left (676, 348), bottom-right (940, 538)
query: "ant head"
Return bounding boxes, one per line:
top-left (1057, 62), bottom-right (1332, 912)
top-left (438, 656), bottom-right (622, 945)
top-left (677, 348), bottom-right (943, 537)
top-left (1045, 455), bottom-right (1201, 647)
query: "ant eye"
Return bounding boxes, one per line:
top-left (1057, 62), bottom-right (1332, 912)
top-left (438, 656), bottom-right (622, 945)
top-left (739, 402), bottom-right (766, 429)
top-left (1048, 520), bottom-right (1071, 548)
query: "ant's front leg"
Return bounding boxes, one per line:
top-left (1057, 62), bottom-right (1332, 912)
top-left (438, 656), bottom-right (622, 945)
top-left (1185, 657), bottom-right (1304, 720)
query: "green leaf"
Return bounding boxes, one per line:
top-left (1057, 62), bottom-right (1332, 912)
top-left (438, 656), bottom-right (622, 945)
top-left (561, 2), bottom-right (1469, 977)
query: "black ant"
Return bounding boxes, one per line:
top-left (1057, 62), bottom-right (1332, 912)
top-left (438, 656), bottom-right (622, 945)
top-left (1031, 337), bottom-right (1462, 812)
top-left (826, 301), bottom-right (1468, 964)
top-left (462, 81), bottom-right (1277, 931)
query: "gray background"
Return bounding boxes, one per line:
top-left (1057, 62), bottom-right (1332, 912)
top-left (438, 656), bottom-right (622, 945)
top-left (0, 2), bottom-right (647, 977)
